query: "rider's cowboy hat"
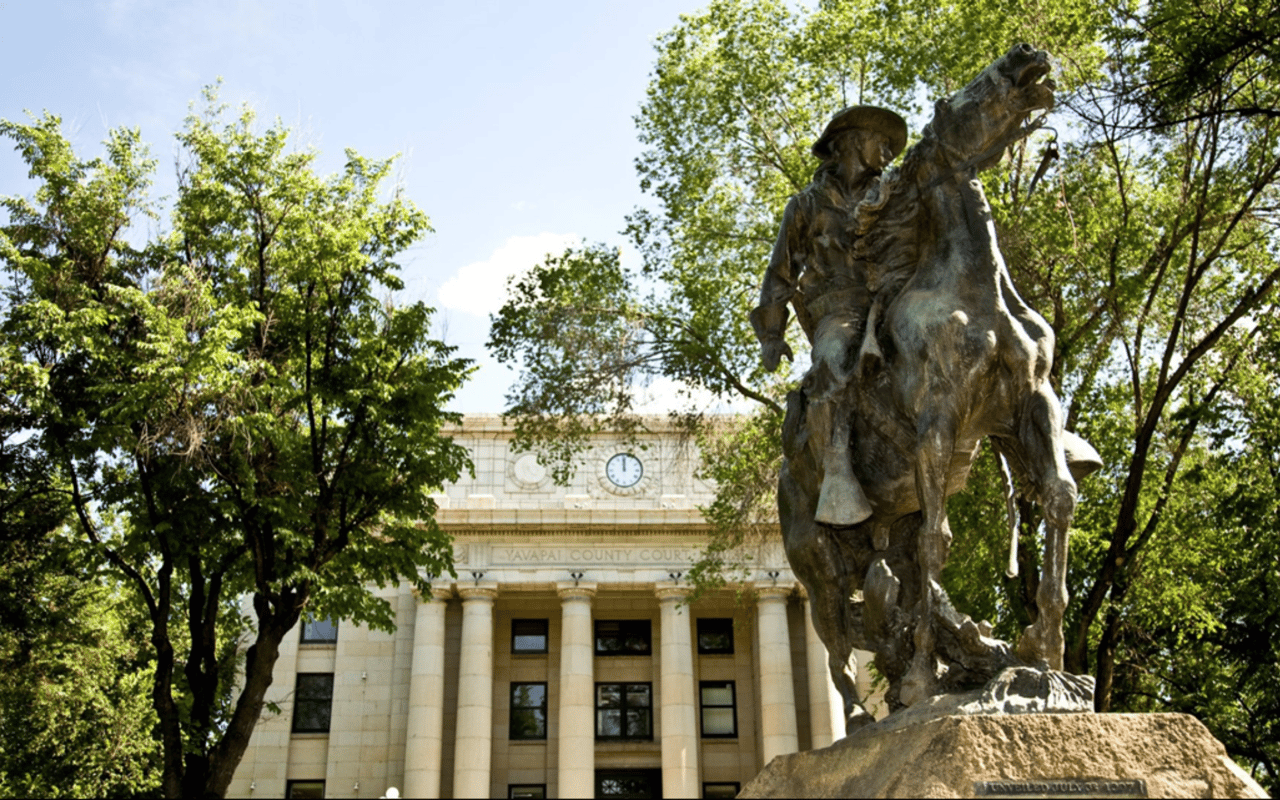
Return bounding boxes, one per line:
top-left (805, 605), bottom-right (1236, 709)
top-left (812, 105), bottom-right (908, 161)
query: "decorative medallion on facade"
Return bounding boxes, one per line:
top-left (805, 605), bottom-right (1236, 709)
top-left (508, 452), bottom-right (550, 490)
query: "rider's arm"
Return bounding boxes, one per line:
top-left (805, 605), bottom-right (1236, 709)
top-left (752, 199), bottom-right (800, 337)
top-left (750, 199), bottom-right (801, 370)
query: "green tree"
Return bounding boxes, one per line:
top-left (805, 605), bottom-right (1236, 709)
top-left (0, 538), bottom-right (161, 798)
top-left (489, 0), bottom-right (1280, 780)
top-left (1118, 0), bottom-right (1280, 128)
top-left (490, 0), bottom-right (1104, 584)
top-left (0, 90), bottom-right (472, 797)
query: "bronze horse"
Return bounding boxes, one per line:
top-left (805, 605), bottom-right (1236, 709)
top-left (779, 45), bottom-right (1102, 729)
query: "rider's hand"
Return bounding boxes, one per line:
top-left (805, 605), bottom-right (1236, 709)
top-left (762, 339), bottom-right (794, 372)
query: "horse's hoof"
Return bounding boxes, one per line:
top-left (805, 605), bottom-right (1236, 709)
top-left (845, 707), bottom-right (875, 735)
top-left (900, 662), bottom-right (935, 707)
top-left (900, 678), bottom-right (928, 707)
top-left (1016, 623), bottom-right (1059, 669)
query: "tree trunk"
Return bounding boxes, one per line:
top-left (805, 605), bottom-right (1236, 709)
top-left (201, 599), bottom-right (295, 798)
top-left (1094, 603), bottom-right (1123, 712)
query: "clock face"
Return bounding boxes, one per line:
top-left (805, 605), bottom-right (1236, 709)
top-left (605, 453), bottom-right (644, 488)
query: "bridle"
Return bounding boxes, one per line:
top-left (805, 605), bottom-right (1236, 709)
top-left (922, 110), bottom-right (1051, 192)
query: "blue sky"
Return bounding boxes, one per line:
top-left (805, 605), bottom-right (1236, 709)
top-left (0, 0), bottom-right (708, 412)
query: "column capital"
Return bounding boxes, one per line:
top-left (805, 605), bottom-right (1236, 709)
top-left (753, 582), bottom-right (793, 603)
top-left (411, 582), bottom-right (455, 603)
top-left (556, 581), bottom-right (598, 601)
top-left (457, 584), bottom-right (498, 602)
top-left (654, 582), bottom-right (693, 603)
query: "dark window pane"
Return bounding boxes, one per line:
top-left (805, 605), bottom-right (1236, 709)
top-left (596, 621), bottom-right (622, 653)
top-left (292, 674), bottom-right (334, 733)
top-left (511, 708), bottom-right (546, 739)
top-left (301, 617), bottom-right (338, 643)
top-left (595, 683), bottom-right (652, 741)
top-left (287, 780), bottom-right (326, 799)
top-left (597, 684), bottom-right (622, 707)
top-left (513, 683), bottom-right (546, 706)
top-left (509, 785), bottom-right (546, 799)
top-left (510, 682), bottom-right (547, 740)
top-left (597, 770), bottom-right (661, 798)
top-left (626, 684), bottom-right (651, 707)
top-left (595, 620), bottom-right (651, 655)
top-left (696, 618), bottom-right (733, 654)
top-left (624, 634), bottom-right (648, 652)
top-left (625, 708), bottom-right (651, 737)
top-left (512, 619), bottom-right (548, 653)
top-left (597, 709), bottom-right (622, 737)
top-left (702, 782), bottom-right (740, 799)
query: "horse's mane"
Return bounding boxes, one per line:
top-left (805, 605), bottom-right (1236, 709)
top-left (850, 153), bottom-right (924, 316)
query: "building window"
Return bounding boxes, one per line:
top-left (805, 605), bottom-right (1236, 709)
top-left (595, 682), bottom-right (652, 740)
top-left (286, 780), bottom-right (326, 799)
top-left (300, 616), bottom-right (338, 644)
top-left (596, 769), bottom-right (662, 798)
top-left (512, 619), bottom-right (548, 654)
top-left (702, 782), bottom-right (741, 799)
top-left (508, 785), bottom-right (546, 799)
top-left (291, 673), bottom-right (334, 733)
top-left (594, 619), bottom-right (651, 655)
top-left (700, 680), bottom-right (737, 738)
top-left (696, 617), bottom-right (734, 654)
top-left (509, 682), bottom-right (548, 740)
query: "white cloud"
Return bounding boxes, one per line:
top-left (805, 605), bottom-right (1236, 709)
top-left (631, 375), bottom-right (754, 415)
top-left (437, 232), bottom-right (579, 317)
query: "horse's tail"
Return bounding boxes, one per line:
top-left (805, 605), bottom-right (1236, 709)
top-left (996, 449), bottom-right (1020, 578)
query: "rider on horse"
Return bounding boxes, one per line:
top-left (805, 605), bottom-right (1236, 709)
top-left (751, 105), bottom-right (908, 528)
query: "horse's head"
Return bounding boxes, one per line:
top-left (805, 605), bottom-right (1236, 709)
top-left (924, 44), bottom-right (1055, 173)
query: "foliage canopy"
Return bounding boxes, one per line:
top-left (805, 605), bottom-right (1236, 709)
top-left (0, 90), bottom-right (472, 797)
top-left (489, 0), bottom-right (1280, 789)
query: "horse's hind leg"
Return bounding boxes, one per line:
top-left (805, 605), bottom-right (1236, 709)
top-left (1015, 385), bottom-right (1077, 670)
top-left (806, 565), bottom-right (874, 734)
top-left (788, 519), bottom-right (872, 734)
top-left (780, 463), bottom-right (872, 734)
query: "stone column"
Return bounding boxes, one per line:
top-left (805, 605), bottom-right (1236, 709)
top-left (755, 583), bottom-right (799, 763)
top-left (403, 583), bottom-right (452, 798)
top-left (801, 594), bottom-right (844, 749)
top-left (452, 584), bottom-right (498, 799)
top-left (656, 584), bottom-right (700, 799)
top-left (556, 582), bottom-right (598, 800)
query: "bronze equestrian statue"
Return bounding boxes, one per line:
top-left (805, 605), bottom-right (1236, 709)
top-left (755, 44), bottom-right (1102, 730)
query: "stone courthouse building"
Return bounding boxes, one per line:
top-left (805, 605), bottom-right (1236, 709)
top-left (227, 416), bottom-right (875, 799)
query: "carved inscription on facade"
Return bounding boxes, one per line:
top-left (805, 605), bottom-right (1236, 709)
top-left (490, 546), bottom-right (699, 566)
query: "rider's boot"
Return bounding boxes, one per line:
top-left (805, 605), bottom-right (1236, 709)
top-left (808, 398), bottom-right (873, 527)
top-left (815, 446), bottom-right (873, 527)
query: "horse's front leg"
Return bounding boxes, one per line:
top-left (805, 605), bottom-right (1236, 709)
top-left (1016, 385), bottom-right (1077, 670)
top-left (901, 408), bottom-right (956, 706)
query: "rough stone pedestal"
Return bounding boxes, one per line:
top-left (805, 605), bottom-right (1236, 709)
top-left (739, 713), bottom-right (1267, 798)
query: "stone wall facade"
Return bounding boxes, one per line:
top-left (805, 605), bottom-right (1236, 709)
top-left (227, 417), bottom-right (875, 799)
